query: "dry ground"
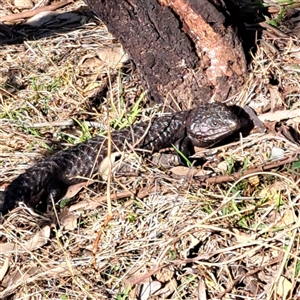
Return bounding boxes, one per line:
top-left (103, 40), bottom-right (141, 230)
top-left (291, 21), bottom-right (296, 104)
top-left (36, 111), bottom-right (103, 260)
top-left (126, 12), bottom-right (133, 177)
top-left (0, 0), bottom-right (300, 299)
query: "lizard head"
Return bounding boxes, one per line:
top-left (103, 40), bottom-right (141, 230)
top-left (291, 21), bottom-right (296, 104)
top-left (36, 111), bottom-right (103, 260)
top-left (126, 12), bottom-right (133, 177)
top-left (186, 103), bottom-right (241, 147)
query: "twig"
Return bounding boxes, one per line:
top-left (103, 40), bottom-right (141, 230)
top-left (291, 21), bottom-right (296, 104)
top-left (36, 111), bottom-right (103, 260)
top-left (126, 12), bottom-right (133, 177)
top-left (195, 153), bottom-right (300, 185)
top-left (69, 185), bottom-right (163, 212)
top-left (0, 0), bottom-right (73, 23)
top-left (259, 21), bottom-right (289, 38)
top-left (215, 259), bottom-right (279, 299)
top-left (92, 79), bottom-right (114, 258)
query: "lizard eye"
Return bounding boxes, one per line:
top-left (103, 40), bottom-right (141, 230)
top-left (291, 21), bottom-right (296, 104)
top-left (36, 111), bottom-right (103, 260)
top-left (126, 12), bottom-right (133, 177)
top-left (210, 119), bottom-right (218, 127)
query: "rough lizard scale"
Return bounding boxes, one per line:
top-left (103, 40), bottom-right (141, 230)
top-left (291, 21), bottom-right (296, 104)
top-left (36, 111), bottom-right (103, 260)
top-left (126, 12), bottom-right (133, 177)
top-left (0, 103), bottom-right (240, 214)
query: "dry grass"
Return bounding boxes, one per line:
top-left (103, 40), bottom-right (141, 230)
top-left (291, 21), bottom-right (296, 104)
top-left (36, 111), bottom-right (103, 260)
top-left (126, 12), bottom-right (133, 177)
top-left (0, 0), bottom-right (300, 299)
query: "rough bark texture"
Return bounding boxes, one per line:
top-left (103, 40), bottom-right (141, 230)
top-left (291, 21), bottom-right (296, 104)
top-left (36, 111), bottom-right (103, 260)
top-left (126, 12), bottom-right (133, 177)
top-left (85, 0), bottom-right (248, 108)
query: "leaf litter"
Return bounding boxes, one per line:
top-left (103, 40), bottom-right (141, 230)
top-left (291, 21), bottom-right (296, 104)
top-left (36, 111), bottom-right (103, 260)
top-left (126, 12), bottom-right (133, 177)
top-left (0, 0), bottom-right (300, 299)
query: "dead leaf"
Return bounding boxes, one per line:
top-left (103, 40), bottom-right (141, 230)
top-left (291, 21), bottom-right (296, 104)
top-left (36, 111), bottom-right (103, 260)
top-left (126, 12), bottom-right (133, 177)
top-left (78, 54), bottom-right (100, 67)
top-left (1, 266), bottom-right (40, 288)
top-left (259, 109), bottom-right (300, 122)
top-left (276, 276), bottom-right (292, 299)
top-left (0, 226), bottom-right (50, 254)
top-left (68, 199), bottom-right (101, 212)
top-left (276, 208), bottom-right (295, 227)
top-left (217, 161), bottom-right (229, 172)
top-left (0, 265), bottom-right (72, 297)
top-left (60, 208), bottom-right (78, 230)
top-left (14, 0), bottom-right (33, 9)
top-left (83, 81), bottom-right (102, 93)
top-left (64, 181), bottom-right (89, 199)
top-left (271, 147), bottom-right (285, 160)
top-left (0, 241), bottom-right (17, 253)
top-left (198, 277), bottom-right (207, 300)
top-left (97, 46), bottom-right (129, 67)
top-left (232, 229), bottom-right (254, 244)
top-left (170, 166), bottom-right (198, 179)
top-left (0, 257), bottom-right (9, 281)
top-left (81, 57), bottom-right (104, 69)
top-left (259, 181), bottom-right (286, 202)
top-left (24, 226), bottom-right (50, 251)
top-left (140, 281), bottom-right (161, 300)
top-left (121, 265), bottom-right (149, 299)
top-left (123, 265), bottom-right (148, 286)
top-left (268, 85), bottom-right (284, 110)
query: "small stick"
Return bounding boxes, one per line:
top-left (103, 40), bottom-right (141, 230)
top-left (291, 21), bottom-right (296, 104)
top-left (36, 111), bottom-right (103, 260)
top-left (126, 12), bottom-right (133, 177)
top-left (259, 21), bottom-right (289, 38)
top-left (196, 154), bottom-right (300, 185)
top-left (0, 0), bottom-right (73, 23)
top-left (92, 77), bottom-right (114, 260)
top-left (69, 185), bottom-right (164, 212)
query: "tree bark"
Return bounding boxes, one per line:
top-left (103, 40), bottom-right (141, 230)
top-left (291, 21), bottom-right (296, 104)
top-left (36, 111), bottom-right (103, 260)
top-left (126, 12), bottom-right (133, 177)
top-left (85, 0), bottom-right (248, 109)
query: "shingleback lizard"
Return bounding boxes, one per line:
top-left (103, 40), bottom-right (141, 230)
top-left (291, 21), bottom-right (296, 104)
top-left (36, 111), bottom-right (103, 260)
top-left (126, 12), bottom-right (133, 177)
top-left (0, 103), bottom-right (241, 215)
